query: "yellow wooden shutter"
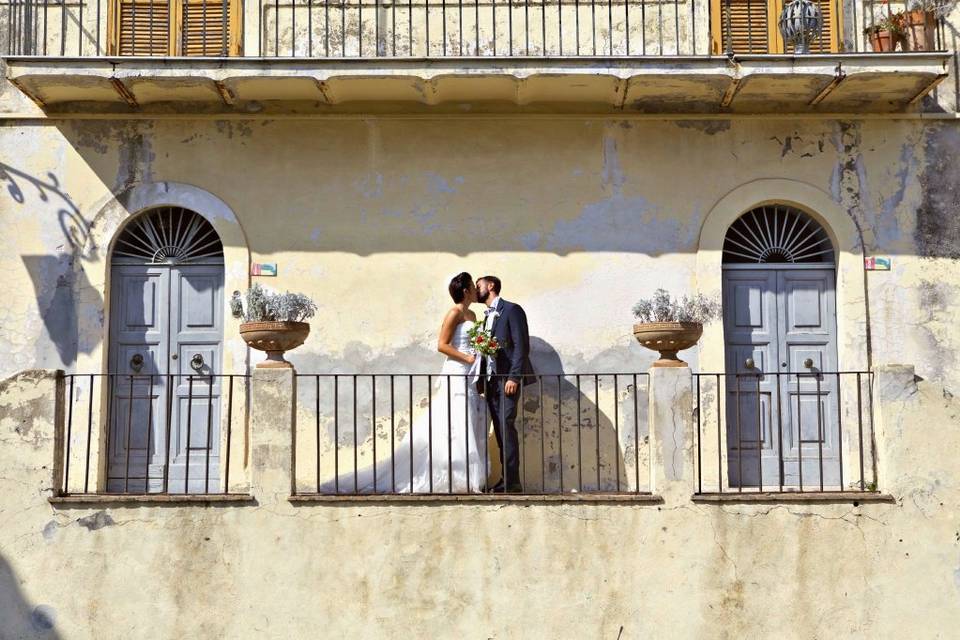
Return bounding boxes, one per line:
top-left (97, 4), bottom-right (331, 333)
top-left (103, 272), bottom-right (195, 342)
top-left (178, 0), bottom-right (241, 56)
top-left (711, 0), bottom-right (839, 54)
top-left (110, 0), bottom-right (239, 55)
top-left (109, 0), bottom-right (174, 55)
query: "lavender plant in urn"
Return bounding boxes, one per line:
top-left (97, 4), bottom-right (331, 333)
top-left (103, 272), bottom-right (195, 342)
top-left (779, 0), bottom-right (824, 54)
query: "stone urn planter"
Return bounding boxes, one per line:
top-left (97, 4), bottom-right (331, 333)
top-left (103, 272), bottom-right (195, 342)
top-left (633, 322), bottom-right (704, 368)
top-left (240, 321), bottom-right (311, 368)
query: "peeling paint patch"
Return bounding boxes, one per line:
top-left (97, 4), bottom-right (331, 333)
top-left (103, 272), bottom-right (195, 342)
top-left (601, 133), bottom-right (626, 195)
top-left (543, 195), bottom-right (685, 254)
top-left (42, 520), bottom-right (59, 542)
top-left (674, 120), bottom-right (731, 135)
top-left (355, 173), bottom-right (384, 199)
top-left (214, 120), bottom-right (254, 139)
top-left (77, 511), bottom-right (115, 531)
top-left (831, 121), bottom-right (869, 252)
top-left (116, 128), bottom-right (156, 191)
top-left (917, 125), bottom-right (960, 259)
top-left (873, 142), bottom-right (916, 248)
top-left (519, 232), bottom-right (541, 250)
top-left (425, 173), bottom-right (463, 194)
top-left (69, 123), bottom-right (109, 155)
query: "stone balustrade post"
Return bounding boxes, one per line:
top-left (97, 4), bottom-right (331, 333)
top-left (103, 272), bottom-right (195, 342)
top-left (250, 367), bottom-right (297, 502)
top-left (648, 365), bottom-right (695, 503)
top-left (871, 364), bottom-right (918, 494)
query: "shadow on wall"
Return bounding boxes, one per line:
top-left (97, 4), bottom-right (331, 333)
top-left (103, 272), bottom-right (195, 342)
top-left (2, 162), bottom-right (102, 370)
top-left (486, 337), bottom-right (647, 492)
top-left (0, 553), bottom-right (61, 639)
top-left (57, 119), bottom-right (701, 257)
top-left (21, 254), bottom-right (96, 369)
top-left (49, 117), bottom-right (959, 264)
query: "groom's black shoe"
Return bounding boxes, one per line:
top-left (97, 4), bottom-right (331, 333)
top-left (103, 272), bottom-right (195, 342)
top-left (488, 481), bottom-right (523, 494)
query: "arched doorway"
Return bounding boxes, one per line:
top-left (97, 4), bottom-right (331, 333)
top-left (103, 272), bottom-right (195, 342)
top-left (107, 207), bottom-right (225, 493)
top-left (721, 205), bottom-right (839, 488)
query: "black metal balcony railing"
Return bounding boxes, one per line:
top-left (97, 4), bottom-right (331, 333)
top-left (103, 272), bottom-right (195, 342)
top-left (293, 372), bottom-right (650, 496)
top-left (2, 0), bottom-right (945, 58)
top-left (51, 369), bottom-right (883, 497)
top-left (56, 373), bottom-right (248, 496)
top-left (693, 371), bottom-right (878, 495)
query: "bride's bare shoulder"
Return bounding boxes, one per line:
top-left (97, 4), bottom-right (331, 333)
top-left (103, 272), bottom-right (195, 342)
top-left (442, 306), bottom-right (465, 325)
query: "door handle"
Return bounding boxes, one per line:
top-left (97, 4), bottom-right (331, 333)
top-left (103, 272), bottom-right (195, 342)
top-left (190, 353), bottom-right (205, 372)
top-left (744, 358), bottom-right (755, 369)
top-left (129, 353), bottom-right (144, 373)
top-left (803, 358), bottom-right (814, 369)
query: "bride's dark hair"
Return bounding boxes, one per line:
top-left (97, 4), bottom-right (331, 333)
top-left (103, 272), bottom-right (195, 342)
top-left (448, 272), bottom-right (473, 303)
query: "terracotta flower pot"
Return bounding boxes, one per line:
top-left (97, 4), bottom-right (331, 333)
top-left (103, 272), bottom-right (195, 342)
top-left (633, 322), bottom-right (703, 368)
top-left (903, 9), bottom-right (936, 51)
top-left (240, 321), bottom-right (310, 368)
top-left (868, 29), bottom-right (897, 52)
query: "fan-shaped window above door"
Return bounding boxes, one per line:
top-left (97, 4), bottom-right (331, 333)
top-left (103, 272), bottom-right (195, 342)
top-left (112, 207), bottom-right (224, 265)
top-left (722, 205), bottom-right (834, 264)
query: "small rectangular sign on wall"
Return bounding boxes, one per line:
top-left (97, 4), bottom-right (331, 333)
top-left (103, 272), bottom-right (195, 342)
top-left (251, 262), bottom-right (278, 276)
top-left (864, 257), bottom-right (891, 271)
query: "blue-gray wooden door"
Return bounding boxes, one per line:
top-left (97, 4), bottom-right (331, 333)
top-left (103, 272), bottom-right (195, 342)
top-left (108, 264), bottom-right (224, 493)
top-left (722, 266), bottom-right (840, 488)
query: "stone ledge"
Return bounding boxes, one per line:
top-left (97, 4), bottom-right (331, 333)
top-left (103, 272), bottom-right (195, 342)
top-left (692, 491), bottom-right (895, 504)
top-left (5, 53), bottom-right (949, 114)
top-left (49, 493), bottom-right (257, 506)
top-left (290, 493), bottom-right (663, 505)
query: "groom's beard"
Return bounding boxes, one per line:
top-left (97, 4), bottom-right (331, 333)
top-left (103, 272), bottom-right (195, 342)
top-left (477, 290), bottom-right (489, 303)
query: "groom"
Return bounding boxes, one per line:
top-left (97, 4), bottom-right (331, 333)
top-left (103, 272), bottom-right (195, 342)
top-left (476, 276), bottom-right (536, 493)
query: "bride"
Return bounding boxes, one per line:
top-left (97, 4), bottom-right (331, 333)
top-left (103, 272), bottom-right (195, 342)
top-left (320, 272), bottom-right (488, 494)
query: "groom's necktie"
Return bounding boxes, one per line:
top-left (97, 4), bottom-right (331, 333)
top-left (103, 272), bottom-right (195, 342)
top-left (482, 307), bottom-right (496, 382)
top-left (483, 306), bottom-right (495, 331)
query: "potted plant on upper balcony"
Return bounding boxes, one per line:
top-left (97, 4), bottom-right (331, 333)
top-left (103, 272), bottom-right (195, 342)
top-left (863, 12), bottom-right (907, 52)
top-left (903, 0), bottom-right (952, 51)
top-left (233, 284), bottom-right (317, 368)
top-left (632, 289), bottom-right (721, 368)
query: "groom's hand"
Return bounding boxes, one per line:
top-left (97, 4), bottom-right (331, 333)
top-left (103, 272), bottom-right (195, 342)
top-left (504, 380), bottom-right (519, 396)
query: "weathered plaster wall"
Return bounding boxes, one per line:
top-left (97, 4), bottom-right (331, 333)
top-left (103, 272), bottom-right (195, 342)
top-left (1, 366), bottom-right (959, 638)
top-left (1, 116), bottom-right (959, 386)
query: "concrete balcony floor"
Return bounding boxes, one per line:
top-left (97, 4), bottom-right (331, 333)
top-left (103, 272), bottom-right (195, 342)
top-left (4, 53), bottom-right (950, 114)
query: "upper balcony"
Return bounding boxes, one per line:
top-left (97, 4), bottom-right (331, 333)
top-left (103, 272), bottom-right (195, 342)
top-left (2, 0), bottom-right (952, 113)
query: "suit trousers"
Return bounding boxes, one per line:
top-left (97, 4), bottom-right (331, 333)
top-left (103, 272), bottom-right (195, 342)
top-left (485, 378), bottom-right (521, 486)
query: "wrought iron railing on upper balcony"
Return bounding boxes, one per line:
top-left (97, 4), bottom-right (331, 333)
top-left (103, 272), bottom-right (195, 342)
top-left (2, 0), bottom-right (947, 58)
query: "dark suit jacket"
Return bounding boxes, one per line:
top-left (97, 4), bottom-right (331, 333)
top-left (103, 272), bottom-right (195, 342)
top-left (489, 298), bottom-right (536, 387)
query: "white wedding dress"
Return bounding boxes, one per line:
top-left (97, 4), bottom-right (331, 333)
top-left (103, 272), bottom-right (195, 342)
top-left (320, 322), bottom-right (488, 494)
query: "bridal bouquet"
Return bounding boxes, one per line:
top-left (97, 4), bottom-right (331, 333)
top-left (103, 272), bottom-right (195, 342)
top-left (466, 321), bottom-right (501, 357)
